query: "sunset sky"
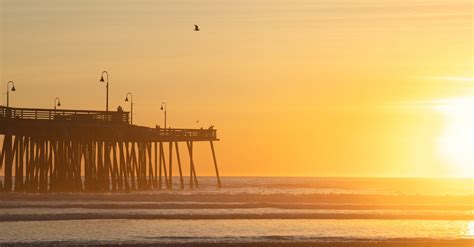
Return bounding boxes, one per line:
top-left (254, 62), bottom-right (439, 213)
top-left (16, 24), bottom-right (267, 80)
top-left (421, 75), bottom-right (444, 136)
top-left (1, 0), bottom-right (472, 177)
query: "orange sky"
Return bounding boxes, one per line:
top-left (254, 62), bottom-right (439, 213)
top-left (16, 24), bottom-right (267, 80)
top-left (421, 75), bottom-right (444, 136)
top-left (1, 0), bottom-right (472, 177)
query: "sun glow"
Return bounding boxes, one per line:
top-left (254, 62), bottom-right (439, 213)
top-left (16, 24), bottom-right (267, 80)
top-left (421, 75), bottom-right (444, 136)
top-left (435, 97), bottom-right (474, 176)
top-left (468, 221), bottom-right (474, 237)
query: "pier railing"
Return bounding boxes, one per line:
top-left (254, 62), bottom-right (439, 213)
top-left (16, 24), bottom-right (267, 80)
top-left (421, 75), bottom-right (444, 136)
top-left (0, 106), bottom-right (216, 139)
top-left (0, 106), bottom-right (129, 123)
top-left (148, 127), bottom-right (217, 139)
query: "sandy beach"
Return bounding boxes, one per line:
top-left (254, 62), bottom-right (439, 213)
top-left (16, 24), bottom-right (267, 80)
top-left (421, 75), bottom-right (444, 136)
top-left (2, 239), bottom-right (473, 247)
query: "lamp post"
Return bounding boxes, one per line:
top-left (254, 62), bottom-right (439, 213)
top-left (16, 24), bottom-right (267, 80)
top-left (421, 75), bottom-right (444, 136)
top-left (6, 81), bottom-right (16, 107)
top-left (125, 92), bottom-right (133, 124)
top-left (99, 71), bottom-right (109, 111)
top-left (160, 102), bottom-right (167, 129)
top-left (54, 97), bottom-right (61, 110)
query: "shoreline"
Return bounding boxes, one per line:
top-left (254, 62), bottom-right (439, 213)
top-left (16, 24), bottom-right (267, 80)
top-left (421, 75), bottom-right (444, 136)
top-left (1, 239), bottom-right (473, 247)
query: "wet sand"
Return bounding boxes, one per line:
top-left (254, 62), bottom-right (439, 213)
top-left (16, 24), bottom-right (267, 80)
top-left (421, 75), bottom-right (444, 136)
top-left (1, 239), bottom-right (473, 247)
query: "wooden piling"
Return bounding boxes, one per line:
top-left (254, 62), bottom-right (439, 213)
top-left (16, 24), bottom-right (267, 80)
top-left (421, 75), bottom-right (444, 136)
top-left (168, 141), bottom-right (173, 189)
top-left (0, 106), bottom-right (221, 193)
top-left (175, 142), bottom-right (184, 190)
top-left (210, 141), bottom-right (222, 188)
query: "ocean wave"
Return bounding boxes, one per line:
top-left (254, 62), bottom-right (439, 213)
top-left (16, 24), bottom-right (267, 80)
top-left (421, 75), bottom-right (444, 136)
top-left (1, 192), bottom-right (472, 207)
top-left (0, 201), bottom-right (471, 211)
top-left (0, 211), bottom-right (472, 222)
top-left (3, 177), bottom-right (473, 197)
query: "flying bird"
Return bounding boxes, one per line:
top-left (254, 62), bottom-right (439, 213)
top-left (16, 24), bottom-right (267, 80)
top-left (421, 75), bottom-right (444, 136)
top-left (194, 25), bottom-right (200, 31)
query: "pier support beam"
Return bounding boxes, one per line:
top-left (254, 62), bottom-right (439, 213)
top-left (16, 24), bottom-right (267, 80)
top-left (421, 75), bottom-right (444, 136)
top-left (175, 142), bottom-right (184, 190)
top-left (3, 135), bottom-right (13, 192)
top-left (168, 142), bottom-right (173, 189)
top-left (210, 141), bottom-right (222, 188)
top-left (186, 141), bottom-right (199, 189)
top-left (0, 122), bottom-right (220, 192)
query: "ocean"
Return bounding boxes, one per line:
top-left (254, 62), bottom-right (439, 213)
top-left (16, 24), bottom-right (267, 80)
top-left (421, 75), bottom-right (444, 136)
top-left (0, 177), bottom-right (472, 246)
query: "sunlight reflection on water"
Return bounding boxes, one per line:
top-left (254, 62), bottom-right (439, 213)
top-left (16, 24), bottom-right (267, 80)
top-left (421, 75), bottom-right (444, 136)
top-left (468, 221), bottom-right (474, 237)
top-left (0, 219), bottom-right (472, 244)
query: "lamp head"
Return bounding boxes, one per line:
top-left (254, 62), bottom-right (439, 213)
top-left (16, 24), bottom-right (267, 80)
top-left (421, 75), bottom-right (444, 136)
top-left (125, 97), bottom-right (129, 102)
top-left (11, 85), bottom-right (16, 91)
top-left (160, 105), bottom-right (164, 110)
top-left (57, 101), bottom-right (61, 107)
top-left (99, 76), bottom-right (105, 82)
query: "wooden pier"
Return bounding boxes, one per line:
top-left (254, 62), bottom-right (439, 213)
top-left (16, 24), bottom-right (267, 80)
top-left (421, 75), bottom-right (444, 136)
top-left (0, 106), bottom-right (221, 192)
